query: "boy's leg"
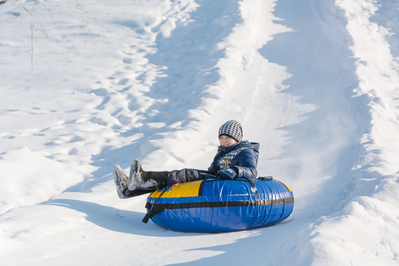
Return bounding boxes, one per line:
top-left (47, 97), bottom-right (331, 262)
top-left (166, 168), bottom-right (202, 187)
top-left (116, 161), bottom-right (203, 198)
top-left (128, 160), bottom-right (168, 191)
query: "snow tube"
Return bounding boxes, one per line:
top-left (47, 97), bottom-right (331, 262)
top-left (144, 177), bottom-right (294, 233)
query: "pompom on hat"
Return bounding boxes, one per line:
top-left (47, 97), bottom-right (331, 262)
top-left (218, 120), bottom-right (243, 142)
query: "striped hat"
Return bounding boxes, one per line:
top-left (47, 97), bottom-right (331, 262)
top-left (218, 120), bottom-right (243, 142)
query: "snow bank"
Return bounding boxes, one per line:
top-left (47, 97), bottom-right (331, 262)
top-left (307, 1), bottom-right (399, 264)
top-left (0, 147), bottom-right (88, 214)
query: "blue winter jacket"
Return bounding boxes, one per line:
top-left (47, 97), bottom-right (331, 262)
top-left (207, 140), bottom-right (259, 180)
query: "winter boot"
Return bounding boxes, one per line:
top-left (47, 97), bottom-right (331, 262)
top-left (128, 160), bottom-right (168, 191)
top-left (113, 165), bottom-right (129, 199)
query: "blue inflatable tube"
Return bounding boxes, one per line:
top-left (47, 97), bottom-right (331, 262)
top-left (144, 178), bottom-right (294, 233)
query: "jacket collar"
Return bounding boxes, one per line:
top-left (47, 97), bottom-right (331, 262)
top-left (218, 140), bottom-right (259, 153)
top-left (218, 140), bottom-right (250, 153)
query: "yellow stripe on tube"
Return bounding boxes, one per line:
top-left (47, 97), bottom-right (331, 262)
top-left (278, 181), bottom-right (292, 192)
top-left (149, 180), bottom-right (202, 198)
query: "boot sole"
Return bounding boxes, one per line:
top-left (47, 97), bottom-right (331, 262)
top-left (128, 160), bottom-right (141, 190)
top-left (113, 165), bottom-right (128, 199)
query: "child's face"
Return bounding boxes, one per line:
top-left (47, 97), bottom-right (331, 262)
top-left (219, 135), bottom-right (237, 147)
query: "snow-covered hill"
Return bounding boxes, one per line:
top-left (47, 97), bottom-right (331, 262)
top-left (1, 0), bottom-right (399, 265)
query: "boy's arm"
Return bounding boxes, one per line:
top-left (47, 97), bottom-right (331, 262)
top-left (206, 160), bottom-right (217, 175)
top-left (233, 149), bottom-right (258, 179)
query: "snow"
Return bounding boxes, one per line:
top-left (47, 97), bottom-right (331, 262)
top-left (1, 0), bottom-right (399, 265)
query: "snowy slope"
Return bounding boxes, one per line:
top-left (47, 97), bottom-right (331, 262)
top-left (1, 0), bottom-right (399, 265)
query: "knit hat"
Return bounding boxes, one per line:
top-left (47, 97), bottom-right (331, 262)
top-left (218, 120), bottom-right (243, 142)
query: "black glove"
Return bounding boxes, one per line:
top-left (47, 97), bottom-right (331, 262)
top-left (219, 168), bottom-right (237, 180)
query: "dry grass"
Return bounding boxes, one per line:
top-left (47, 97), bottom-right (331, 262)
top-left (30, 23), bottom-right (35, 71)
top-left (23, 6), bottom-right (48, 37)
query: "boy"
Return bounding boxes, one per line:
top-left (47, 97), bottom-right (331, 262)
top-left (113, 120), bottom-right (259, 198)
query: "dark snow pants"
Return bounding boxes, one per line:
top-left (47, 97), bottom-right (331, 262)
top-left (166, 168), bottom-right (203, 187)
